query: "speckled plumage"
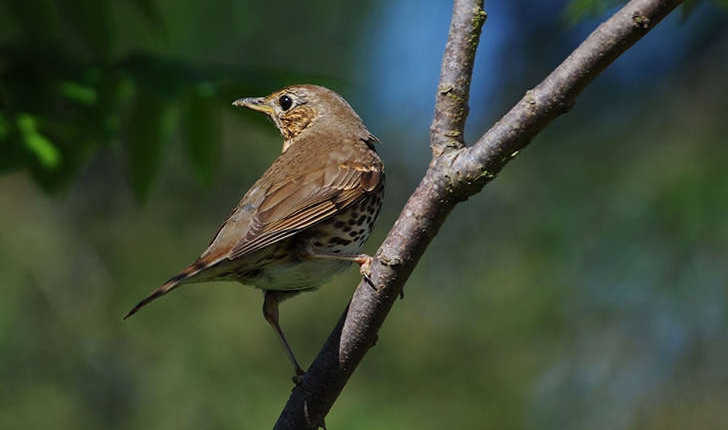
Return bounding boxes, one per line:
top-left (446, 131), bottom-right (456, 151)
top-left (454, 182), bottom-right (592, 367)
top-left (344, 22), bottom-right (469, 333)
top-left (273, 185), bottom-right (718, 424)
top-left (124, 85), bottom-right (384, 378)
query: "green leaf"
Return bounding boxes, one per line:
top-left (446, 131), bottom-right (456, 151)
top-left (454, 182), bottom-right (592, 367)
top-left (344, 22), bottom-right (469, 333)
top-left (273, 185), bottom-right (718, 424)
top-left (181, 85), bottom-right (220, 185)
top-left (124, 89), bottom-right (175, 202)
top-left (16, 114), bottom-right (61, 169)
top-left (56, 81), bottom-right (98, 105)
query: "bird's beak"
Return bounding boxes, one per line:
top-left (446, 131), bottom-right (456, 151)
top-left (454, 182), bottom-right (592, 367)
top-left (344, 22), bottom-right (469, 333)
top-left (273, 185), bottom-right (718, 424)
top-left (232, 97), bottom-right (274, 114)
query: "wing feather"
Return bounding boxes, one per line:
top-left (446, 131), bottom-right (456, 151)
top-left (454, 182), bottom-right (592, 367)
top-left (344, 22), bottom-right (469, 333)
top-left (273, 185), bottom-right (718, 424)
top-left (226, 164), bottom-right (377, 260)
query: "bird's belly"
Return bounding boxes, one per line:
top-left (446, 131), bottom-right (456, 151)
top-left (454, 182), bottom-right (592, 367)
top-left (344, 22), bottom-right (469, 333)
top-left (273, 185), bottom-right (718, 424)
top-left (251, 257), bottom-right (352, 291)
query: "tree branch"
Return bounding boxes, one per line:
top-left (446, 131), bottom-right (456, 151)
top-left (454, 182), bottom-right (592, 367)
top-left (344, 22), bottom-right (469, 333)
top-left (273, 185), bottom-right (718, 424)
top-left (273, 0), bottom-right (683, 428)
top-left (449, 0), bottom-right (683, 196)
top-left (430, 0), bottom-right (487, 156)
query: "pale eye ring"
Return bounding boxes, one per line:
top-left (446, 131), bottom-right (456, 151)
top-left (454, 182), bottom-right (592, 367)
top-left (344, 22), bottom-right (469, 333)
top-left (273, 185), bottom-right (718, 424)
top-left (279, 95), bottom-right (293, 111)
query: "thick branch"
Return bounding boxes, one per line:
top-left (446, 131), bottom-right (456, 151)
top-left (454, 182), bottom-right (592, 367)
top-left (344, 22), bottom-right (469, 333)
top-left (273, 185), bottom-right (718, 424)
top-left (430, 0), bottom-right (486, 156)
top-left (274, 0), bottom-right (683, 428)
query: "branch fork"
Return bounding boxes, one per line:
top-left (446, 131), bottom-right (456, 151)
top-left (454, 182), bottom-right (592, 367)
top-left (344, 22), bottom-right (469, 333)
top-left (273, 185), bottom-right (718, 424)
top-left (274, 0), bottom-right (684, 428)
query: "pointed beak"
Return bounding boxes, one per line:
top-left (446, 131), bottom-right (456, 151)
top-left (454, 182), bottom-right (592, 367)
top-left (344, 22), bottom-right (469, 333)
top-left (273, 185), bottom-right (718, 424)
top-left (232, 97), bottom-right (274, 114)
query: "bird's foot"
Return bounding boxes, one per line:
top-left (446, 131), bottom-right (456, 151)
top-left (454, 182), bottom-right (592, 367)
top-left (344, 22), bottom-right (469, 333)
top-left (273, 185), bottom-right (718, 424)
top-left (354, 254), bottom-right (375, 290)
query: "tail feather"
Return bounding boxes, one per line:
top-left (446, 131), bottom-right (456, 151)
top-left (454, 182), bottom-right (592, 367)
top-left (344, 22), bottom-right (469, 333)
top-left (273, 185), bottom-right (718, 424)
top-left (122, 258), bottom-right (214, 320)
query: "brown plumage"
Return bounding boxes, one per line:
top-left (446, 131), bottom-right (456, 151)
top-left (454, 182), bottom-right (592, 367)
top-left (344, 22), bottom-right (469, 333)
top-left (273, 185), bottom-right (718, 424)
top-left (124, 84), bottom-right (384, 378)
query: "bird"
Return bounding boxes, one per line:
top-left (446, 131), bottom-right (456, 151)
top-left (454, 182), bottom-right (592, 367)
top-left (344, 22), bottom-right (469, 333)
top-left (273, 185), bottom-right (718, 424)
top-left (123, 84), bottom-right (385, 379)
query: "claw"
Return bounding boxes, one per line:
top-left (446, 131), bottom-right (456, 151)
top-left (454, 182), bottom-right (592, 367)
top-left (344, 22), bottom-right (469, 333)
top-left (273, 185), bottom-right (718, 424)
top-left (362, 269), bottom-right (375, 290)
top-left (356, 255), bottom-right (376, 290)
top-left (364, 273), bottom-right (376, 289)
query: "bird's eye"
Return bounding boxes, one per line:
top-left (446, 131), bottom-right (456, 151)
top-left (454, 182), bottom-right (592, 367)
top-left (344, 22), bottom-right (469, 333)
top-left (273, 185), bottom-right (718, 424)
top-left (279, 95), bottom-right (293, 111)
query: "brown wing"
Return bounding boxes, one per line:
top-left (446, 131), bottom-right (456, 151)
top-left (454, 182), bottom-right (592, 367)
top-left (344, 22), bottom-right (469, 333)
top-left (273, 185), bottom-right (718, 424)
top-left (226, 162), bottom-right (381, 260)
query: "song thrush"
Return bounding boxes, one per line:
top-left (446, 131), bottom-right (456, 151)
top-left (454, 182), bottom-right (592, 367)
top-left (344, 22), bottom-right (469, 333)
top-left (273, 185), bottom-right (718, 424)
top-left (124, 84), bottom-right (384, 378)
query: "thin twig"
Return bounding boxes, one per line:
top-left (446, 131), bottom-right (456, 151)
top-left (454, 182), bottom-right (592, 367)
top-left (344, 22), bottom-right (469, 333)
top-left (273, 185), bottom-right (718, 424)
top-left (431, 0), bottom-right (486, 156)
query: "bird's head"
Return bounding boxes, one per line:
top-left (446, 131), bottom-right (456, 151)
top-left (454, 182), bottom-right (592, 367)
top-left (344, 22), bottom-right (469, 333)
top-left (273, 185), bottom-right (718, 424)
top-left (233, 84), bottom-right (367, 151)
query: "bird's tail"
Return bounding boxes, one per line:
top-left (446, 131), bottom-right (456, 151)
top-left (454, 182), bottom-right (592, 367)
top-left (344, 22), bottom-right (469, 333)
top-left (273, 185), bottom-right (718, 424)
top-left (122, 257), bottom-right (216, 320)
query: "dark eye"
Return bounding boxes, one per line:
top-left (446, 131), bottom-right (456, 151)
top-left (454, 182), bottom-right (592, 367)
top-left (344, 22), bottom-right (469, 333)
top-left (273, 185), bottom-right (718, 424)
top-left (279, 95), bottom-right (293, 111)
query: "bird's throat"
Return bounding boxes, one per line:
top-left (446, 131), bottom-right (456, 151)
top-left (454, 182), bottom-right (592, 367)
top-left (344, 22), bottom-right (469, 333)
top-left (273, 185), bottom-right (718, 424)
top-left (277, 106), bottom-right (316, 142)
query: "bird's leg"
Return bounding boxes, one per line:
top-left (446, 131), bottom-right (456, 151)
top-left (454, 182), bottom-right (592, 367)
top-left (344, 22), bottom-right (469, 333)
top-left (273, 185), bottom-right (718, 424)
top-left (303, 249), bottom-right (375, 289)
top-left (263, 291), bottom-right (305, 383)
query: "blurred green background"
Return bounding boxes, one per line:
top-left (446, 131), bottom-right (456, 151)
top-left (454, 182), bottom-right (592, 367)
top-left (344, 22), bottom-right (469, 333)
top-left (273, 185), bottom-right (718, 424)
top-left (1, 0), bottom-right (727, 429)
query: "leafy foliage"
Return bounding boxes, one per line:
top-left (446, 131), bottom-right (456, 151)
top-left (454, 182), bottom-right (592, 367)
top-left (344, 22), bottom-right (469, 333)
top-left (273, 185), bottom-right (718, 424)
top-left (0, 0), bottom-right (309, 201)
